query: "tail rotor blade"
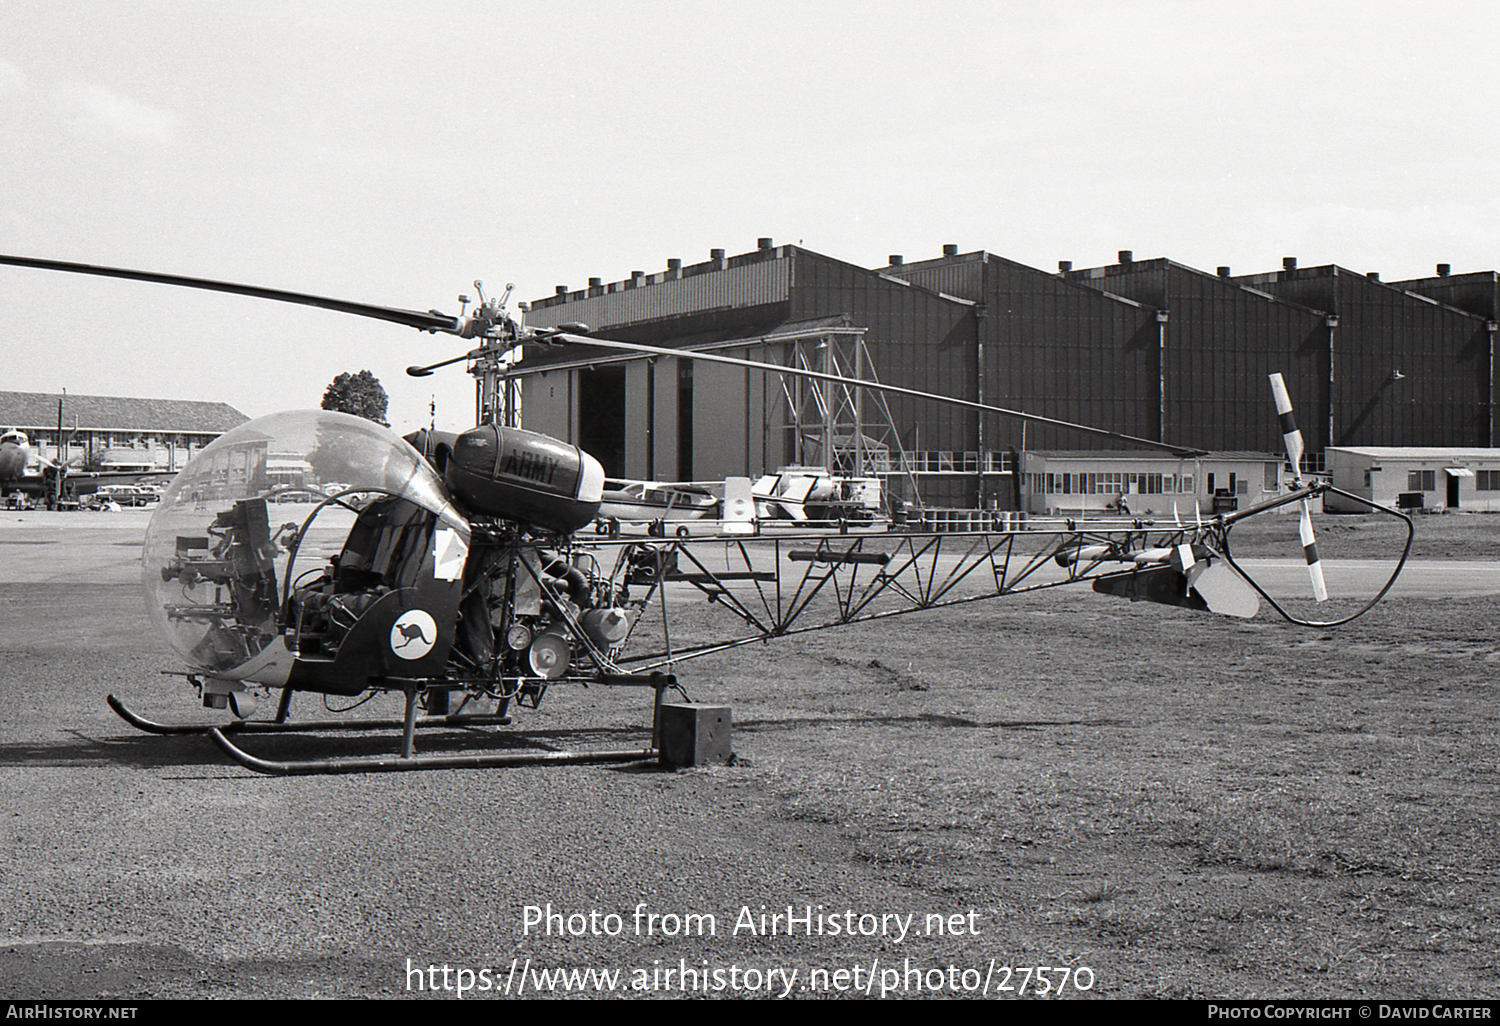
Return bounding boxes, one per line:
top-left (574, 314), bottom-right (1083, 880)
top-left (1299, 499), bottom-right (1329, 602)
top-left (1269, 372), bottom-right (1305, 482)
top-left (1273, 373), bottom-right (1328, 602)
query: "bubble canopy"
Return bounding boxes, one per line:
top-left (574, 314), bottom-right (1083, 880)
top-left (142, 410), bottom-right (469, 680)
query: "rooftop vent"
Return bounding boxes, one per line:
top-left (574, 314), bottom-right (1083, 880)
top-left (1118, 250), bottom-right (1133, 265)
top-left (667, 258), bottom-right (682, 270)
top-left (1283, 256), bottom-right (1297, 272)
top-left (710, 248), bottom-right (725, 260)
top-left (889, 254), bottom-right (904, 266)
top-left (942, 244), bottom-right (958, 257)
top-left (757, 237), bottom-right (773, 250)
top-left (1058, 260), bottom-right (1073, 273)
top-left (588, 277), bottom-right (602, 288)
top-left (1437, 263), bottom-right (1451, 277)
top-left (1367, 271), bottom-right (1380, 281)
top-left (1217, 266), bottom-right (1231, 277)
top-left (555, 285), bottom-right (569, 297)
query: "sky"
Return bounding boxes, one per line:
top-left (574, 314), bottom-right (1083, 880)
top-left (4, 0), bottom-right (1500, 435)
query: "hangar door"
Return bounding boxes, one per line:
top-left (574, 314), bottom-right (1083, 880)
top-left (578, 366), bottom-right (626, 478)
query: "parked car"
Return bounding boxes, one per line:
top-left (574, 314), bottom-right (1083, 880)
top-left (96, 484), bottom-right (151, 507)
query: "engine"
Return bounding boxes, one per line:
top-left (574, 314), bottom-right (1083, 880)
top-left (455, 534), bottom-right (631, 685)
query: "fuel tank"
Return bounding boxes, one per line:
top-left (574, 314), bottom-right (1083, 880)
top-left (407, 425), bottom-right (605, 534)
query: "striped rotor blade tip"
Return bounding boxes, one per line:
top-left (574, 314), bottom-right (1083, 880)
top-left (1299, 502), bottom-right (1328, 602)
top-left (1269, 373), bottom-right (1304, 472)
top-left (1269, 373), bottom-right (1293, 415)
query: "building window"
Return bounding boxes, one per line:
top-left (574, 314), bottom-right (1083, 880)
top-left (1408, 470), bottom-right (1436, 492)
top-left (983, 451), bottom-right (1014, 474)
top-left (902, 451), bottom-right (980, 474)
top-left (1180, 475), bottom-right (1193, 494)
top-left (1477, 470), bottom-right (1499, 491)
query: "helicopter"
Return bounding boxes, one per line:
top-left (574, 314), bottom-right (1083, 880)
top-left (0, 253), bottom-right (1414, 775)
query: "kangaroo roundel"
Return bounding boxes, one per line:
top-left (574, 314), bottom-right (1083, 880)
top-left (390, 610), bottom-right (438, 661)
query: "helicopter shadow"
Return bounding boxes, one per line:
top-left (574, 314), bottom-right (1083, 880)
top-left (0, 729), bottom-right (232, 772)
top-left (735, 712), bottom-right (1128, 733)
top-left (0, 711), bottom-right (1126, 776)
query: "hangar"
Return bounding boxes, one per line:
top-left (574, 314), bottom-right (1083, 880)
top-left (515, 241), bottom-right (1499, 512)
top-left (517, 241), bottom-right (983, 508)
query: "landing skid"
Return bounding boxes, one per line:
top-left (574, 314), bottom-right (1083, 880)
top-left (108, 672), bottom-right (675, 775)
top-left (207, 727), bottom-right (658, 776)
top-left (106, 693), bottom-right (513, 736)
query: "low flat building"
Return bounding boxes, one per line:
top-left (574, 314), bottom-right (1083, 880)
top-left (1021, 450), bottom-right (1285, 517)
top-left (0, 391), bottom-right (248, 472)
top-left (1325, 446), bottom-right (1500, 512)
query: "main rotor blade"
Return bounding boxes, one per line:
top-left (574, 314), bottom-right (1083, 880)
top-left (0, 254), bottom-right (459, 334)
top-left (551, 333), bottom-right (1206, 457)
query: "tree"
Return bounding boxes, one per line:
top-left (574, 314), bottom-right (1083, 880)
top-left (321, 370), bottom-right (390, 426)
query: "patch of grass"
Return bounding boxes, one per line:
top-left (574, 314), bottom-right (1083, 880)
top-left (1079, 878), bottom-right (1119, 903)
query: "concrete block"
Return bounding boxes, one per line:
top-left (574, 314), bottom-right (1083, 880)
top-left (659, 703), bottom-right (732, 767)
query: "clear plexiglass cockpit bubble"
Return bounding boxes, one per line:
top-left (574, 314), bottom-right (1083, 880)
top-left (141, 410), bottom-right (468, 677)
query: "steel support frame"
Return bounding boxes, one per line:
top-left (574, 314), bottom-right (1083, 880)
top-left (611, 522), bottom-right (1199, 672)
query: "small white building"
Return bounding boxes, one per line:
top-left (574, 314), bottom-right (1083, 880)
top-left (1021, 451), bottom-right (1286, 516)
top-left (1325, 447), bottom-right (1500, 512)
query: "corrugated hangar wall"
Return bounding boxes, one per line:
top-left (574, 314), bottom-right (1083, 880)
top-left (788, 250), bottom-right (977, 455)
top-left (1058, 259), bottom-right (1329, 454)
top-left (1235, 265), bottom-right (1490, 452)
top-left (788, 251), bottom-right (978, 507)
top-left (1374, 270), bottom-right (1495, 448)
top-left (985, 257), bottom-right (1158, 452)
top-left (517, 243), bottom-right (1497, 504)
top-left (889, 252), bottom-right (1161, 452)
